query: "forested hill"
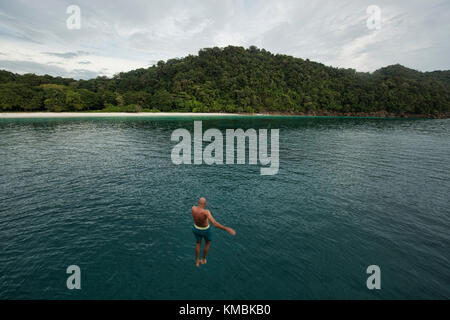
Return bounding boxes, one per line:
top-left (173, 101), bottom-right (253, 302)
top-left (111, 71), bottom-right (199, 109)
top-left (1, 45), bottom-right (449, 116)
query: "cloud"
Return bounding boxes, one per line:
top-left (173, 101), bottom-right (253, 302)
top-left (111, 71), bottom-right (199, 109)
top-left (0, 0), bottom-right (448, 79)
top-left (42, 50), bottom-right (90, 59)
top-left (0, 59), bottom-right (99, 80)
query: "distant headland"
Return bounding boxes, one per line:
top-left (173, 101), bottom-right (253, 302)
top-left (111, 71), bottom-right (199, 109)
top-left (1, 46), bottom-right (449, 118)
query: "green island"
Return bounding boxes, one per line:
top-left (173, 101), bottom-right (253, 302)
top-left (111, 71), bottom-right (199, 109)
top-left (1, 45), bottom-right (449, 118)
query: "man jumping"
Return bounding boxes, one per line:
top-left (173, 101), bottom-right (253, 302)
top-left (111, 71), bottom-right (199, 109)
top-left (191, 197), bottom-right (236, 267)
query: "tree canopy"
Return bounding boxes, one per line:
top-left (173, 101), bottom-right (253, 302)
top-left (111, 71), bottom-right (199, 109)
top-left (1, 46), bottom-right (449, 116)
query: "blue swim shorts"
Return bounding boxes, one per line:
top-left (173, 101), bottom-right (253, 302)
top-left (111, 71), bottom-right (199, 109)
top-left (192, 224), bottom-right (212, 242)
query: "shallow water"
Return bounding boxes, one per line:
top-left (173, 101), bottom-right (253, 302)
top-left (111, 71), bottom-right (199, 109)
top-left (0, 116), bottom-right (449, 299)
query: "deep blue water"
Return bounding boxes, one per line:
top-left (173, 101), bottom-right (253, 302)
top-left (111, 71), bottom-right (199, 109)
top-left (0, 116), bottom-right (449, 299)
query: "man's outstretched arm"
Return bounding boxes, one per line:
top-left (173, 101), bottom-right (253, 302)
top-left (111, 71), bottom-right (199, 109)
top-left (206, 210), bottom-right (236, 236)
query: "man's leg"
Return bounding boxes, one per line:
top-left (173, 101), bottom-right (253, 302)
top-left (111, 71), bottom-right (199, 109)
top-left (195, 240), bottom-right (202, 267)
top-left (201, 241), bottom-right (211, 264)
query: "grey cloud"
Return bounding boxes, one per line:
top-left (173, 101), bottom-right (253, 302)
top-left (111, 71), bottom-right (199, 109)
top-left (42, 51), bottom-right (90, 59)
top-left (70, 69), bottom-right (99, 79)
top-left (0, 60), bottom-right (99, 80)
top-left (0, 0), bottom-right (448, 78)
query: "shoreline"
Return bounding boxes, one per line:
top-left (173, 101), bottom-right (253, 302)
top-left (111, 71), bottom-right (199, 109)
top-left (0, 112), bottom-right (239, 119)
top-left (0, 111), bottom-right (448, 119)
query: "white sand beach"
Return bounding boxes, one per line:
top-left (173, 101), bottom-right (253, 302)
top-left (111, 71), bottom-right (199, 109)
top-left (0, 112), bottom-right (245, 118)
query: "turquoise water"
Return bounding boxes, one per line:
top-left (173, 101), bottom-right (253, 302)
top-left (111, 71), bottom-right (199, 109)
top-left (0, 116), bottom-right (449, 299)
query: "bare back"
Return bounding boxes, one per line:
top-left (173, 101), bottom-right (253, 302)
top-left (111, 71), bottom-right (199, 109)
top-left (192, 206), bottom-right (209, 227)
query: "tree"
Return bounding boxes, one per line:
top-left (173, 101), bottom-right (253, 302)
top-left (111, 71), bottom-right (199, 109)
top-left (152, 89), bottom-right (174, 112)
top-left (0, 46), bottom-right (449, 116)
top-left (44, 88), bottom-right (67, 112)
top-left (65, 90), bottom-right (83, 111)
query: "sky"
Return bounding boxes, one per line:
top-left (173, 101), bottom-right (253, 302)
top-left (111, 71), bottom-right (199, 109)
top-left (0, 0), bottom-right (449, 79)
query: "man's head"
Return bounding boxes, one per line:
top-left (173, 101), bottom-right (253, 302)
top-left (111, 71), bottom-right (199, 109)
top-left (198, 197), bottom-right (206, 208)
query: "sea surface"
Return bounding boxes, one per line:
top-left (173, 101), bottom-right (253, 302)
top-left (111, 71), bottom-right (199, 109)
top-left (0, 115), bottom-right (449, 299)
